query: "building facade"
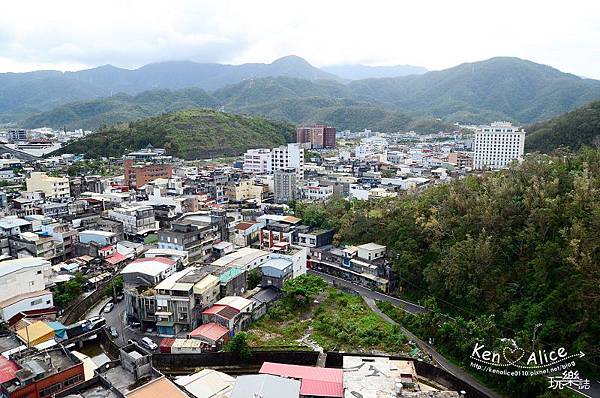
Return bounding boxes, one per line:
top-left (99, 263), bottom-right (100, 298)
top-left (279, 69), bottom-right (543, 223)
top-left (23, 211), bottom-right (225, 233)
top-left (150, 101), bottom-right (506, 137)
top-left (25, 172), bottom-right (70, 199)
top-left (296, 125), bottom-right (336, 149)
top-left (242, 148), bottom-right (272, 174)
top-left (273, 168), bottom-right (297, 204)
top-left (474, 122), bottom-right (526, 170)
top-left (271, 144), bottom-right (304, 180)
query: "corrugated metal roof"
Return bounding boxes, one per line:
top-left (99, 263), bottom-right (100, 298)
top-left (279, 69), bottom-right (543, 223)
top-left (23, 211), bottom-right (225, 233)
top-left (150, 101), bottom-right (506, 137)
top-left (259, 362), bottom-right (343, 398)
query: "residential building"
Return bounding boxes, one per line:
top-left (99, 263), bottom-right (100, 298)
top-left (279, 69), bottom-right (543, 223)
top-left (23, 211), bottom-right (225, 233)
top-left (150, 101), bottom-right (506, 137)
top-left (25, 172), bottom-right (70, 199)
top-left (158, 222), bottom-right (216, 263)
top-left (79, 230), bottom-right (117, 246)
top-left (7, 129), bottom-right (27, 141)
top-left (107, 205), bottom-right (158, 238)
top-left (273, 168), bottom-right (297, 204)
top-left (243, 148), bottom-right (272, 174)
top-left (299, 181), bottom-right (334, 201)
top-left (260, 258), bottom-right (293, 289)
top-left (0, 257), bottom-right (53, 322)
top-left (0, 346), bottom-right (85, 398)
top-left (272, 143), bottom-right (304, 180)
top-left (0, 217), bottom-right (32, 256)
top-left (257, 215), bottom-right (302, 250)
top-left (309, 243), bottom-right (391, 292)
top-left (260, 362), bottom-right (343, 398)
top-left (40, 222), bottom-right (79, 259)
top-left (447, 151), bottom-right (474, 169)
top-left (296, 124), bottom-right (336, 149)
top-left (231, 221), bottom-right (261, 248)
top-left (225, 180), bottom-right (266, 202)
top-left (8, 232), bottom-right (63, 263)
top-left (201, 296), bottom-right (253, 333)
top-left (124, 158), bottom-right (173, 189)
top-left (474, 121), bottom-right (526, 169)
top-left (230, 374), bottom-right (300, 398)
top-left (296, 228), bottom-right (335, 249)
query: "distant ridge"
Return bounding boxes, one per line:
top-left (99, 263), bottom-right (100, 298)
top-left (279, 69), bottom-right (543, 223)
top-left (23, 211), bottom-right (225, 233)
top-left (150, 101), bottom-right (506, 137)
top-left (322, 64), bottom-right (428, 79)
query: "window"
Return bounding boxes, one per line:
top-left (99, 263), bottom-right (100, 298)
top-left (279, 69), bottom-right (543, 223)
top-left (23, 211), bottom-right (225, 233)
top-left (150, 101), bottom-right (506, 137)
top-left (40, 382), bottom-right (62, 397)
top-left (63, 374), bottom-right (82, 388)
top-left (31, 298), bottom-right (43, 306)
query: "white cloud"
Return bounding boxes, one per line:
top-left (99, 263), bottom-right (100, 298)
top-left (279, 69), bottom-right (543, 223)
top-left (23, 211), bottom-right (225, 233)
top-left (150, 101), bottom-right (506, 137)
top-left (0, 0), bottom-right (598, 78)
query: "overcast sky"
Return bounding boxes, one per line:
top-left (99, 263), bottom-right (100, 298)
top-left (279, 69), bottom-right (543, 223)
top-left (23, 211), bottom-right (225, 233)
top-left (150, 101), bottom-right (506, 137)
top-left (1, 0), bottom-right (599, 78)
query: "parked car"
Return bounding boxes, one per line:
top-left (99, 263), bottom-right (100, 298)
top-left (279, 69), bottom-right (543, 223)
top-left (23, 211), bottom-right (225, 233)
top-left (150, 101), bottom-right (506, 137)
top-left (141, 337), bottom-right (158, 351)
top-left (104, 303), bottom-right (114, 313)
top-left (108, 326), bottom-right (119, 338)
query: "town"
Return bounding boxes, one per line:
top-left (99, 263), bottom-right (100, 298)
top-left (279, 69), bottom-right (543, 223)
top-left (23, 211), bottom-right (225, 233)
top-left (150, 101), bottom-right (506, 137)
top-left (0, 120), bottom-right (530, 398)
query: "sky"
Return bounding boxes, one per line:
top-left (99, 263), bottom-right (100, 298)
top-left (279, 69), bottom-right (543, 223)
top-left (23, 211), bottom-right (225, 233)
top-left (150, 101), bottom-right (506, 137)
top-left (1, 0), bottom-right (599, 78)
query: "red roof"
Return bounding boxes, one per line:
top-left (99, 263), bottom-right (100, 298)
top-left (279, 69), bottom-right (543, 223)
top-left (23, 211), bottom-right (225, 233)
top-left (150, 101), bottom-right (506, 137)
top-left (202, 305), bottom-right (226, 315)
top-left (105, 252), bottom-right (128, 265)
top-left (234, 222), bottom-right (256, 231)
top-left (259, 362), bottom-right (343, 397)
top-left (0, 356), bottom-right (19, 384)
top-left (189, 322), bottom-right (229, 341)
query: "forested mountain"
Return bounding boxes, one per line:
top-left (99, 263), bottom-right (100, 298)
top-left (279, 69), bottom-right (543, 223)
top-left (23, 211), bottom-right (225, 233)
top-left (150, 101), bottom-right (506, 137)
top-left (525, 100), bottom-right (600, 153)
top-left (347, 57), bottom-right (600, 123)
top-left (296, 149), bottom-right (600, 397)
top-left (21, 89), bottom-right (218, 130)
top-left (322, 64), bottom-right (428, 79)
top-left (7, 56), bottom-right (600, 130)
top-left (25, 78), bottom-right (455, 133)
top-left (52, 109), bottom-right (295, 159)
top-left (0, 55), bottom-right (336, 121)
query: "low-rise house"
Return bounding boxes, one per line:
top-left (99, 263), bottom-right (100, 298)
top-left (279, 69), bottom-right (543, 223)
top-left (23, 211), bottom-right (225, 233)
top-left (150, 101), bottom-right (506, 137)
top-left (201, 296), bottom-right (253, 333)
top-left (0, 217), bottom-right (32, 256)
top-left (260, 258), bottom-right (293, 290)
top-left (309, 243), bottom-right (391, 292)
top-left (8, 232), bottom-right (64, 263)
top-left (107, 204), bottom-right (158, 239)
top-left (230, 221), bottom-right (261, 247)
top-left (230, 374), bottom-right (300, 398)
top-left (187, 323), bottom-right (230, 349)
top-left (260, 362), bottom-right (343, 398)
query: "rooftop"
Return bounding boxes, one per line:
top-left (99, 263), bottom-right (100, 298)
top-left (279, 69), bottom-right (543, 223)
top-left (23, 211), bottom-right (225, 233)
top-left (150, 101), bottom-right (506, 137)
top-left (188, 323), bottom-right (229, 342)
top-left (121, 257), bottom-right (176, 277)
top-left (126, 376), bottom-right (188, 398)
top-left (174, 369), bottom-right (234, 398)
top-left (260, 362), bottom-right (343, 398)
top-left (0, 257), bottom-right (49, 278)
top-left (230, 374), bottom-right (300, 398)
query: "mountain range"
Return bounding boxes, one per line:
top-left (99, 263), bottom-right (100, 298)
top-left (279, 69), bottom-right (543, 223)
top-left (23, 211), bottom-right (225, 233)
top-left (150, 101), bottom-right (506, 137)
top-left (321, 64), bottom-right (428, 79)
top-left (4, 56), bottom-right (600, 133)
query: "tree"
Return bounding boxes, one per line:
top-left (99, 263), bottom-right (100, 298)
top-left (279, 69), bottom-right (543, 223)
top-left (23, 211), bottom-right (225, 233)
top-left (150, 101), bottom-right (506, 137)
top-left (282, 274), bottom-right (328, 307)
top-left (224, 332), bottom-right (252, 359)
top-left (54, 273), bottom-right (87, 308)
top-left (247, 269), bottom-right (261, 290)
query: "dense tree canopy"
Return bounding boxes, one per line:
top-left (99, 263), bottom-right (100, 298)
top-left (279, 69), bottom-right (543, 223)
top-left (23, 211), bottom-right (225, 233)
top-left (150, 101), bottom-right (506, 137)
top-left (309, 149), bottom-right (600, 397)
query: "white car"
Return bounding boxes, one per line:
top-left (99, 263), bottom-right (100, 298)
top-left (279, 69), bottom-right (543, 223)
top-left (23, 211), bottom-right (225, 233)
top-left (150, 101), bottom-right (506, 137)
top-left (141, 337), bottom-right (158, 351)
top-left (104, 303), bottom-right (114, 313)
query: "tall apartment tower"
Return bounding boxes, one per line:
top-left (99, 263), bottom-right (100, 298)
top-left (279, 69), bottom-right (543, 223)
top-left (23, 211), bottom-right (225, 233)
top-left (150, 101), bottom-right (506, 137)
top-left (272, 143), bottom-right (304, 180)
top-left (274, 167), bottom-right (297, 204)
top-left (296, 124), bottom-right (336, 149)
top-left (474, 122), bottom-right (526, 170)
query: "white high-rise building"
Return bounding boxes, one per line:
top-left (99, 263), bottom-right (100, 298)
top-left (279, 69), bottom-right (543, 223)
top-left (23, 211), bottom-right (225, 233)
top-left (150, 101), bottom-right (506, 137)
top-left (272, 143), bottom-right (304, 180)
top-left (474, 122), bottom-right (526, 170)
top-left (243, 148), bottom-right (272, 174)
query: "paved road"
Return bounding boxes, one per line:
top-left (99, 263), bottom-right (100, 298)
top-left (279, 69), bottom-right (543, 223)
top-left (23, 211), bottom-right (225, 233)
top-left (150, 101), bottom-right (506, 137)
top-left (364, 296), bottom-right (501, 398)
top-left (311, 270), bottom-right (600, 398)
top-left (308, 269), bottom-right (427, 314)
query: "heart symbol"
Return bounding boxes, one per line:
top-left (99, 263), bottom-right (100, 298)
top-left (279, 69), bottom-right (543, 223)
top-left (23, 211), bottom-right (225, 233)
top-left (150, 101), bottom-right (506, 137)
top-left (503, 346), bottom-right (525, 365)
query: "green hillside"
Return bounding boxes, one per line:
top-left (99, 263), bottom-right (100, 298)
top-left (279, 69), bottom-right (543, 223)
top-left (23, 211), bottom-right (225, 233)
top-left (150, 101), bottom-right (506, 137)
top-left (298, 148), bottom-right (600, 397)
top-left (53, 109), bottom-right (295, 159)
top-left (349, 57), bottom-right (600, 123)
top-left (525, 100), bottom-right (600, 153)
top-left (22, 89), bottom-right (218, 130)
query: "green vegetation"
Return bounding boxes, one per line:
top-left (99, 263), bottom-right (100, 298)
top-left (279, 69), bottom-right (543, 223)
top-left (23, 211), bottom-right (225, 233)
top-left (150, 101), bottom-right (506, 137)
top-left (525, 100), bottom-right (600, 153)
top-left (143, 234), bottom-right (158, 244)
top-left (52, 109), bottom-right (295, 159)
top-left (313, 149), bottom-right (600, 397)
top-left (247, 275), bottom-right (407, 353)
top-left (67, 159), bottom-right (122, 176)
top-left (22, 89), bottom-right (217, 130)
top-left (103, 276), bottom-right (124, 298)
top-left (247, 269), bottom-right (262, 290)
top-left (224, 332), bottom-right (253, 360)
top-left (54, 273), bottom-right (87, 308)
